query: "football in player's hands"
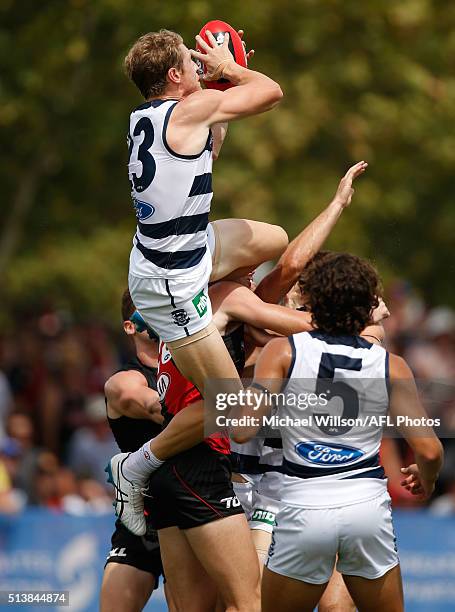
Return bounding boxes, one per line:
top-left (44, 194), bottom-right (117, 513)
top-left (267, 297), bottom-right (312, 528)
top-left (196, 20), bottom-right (248, 90)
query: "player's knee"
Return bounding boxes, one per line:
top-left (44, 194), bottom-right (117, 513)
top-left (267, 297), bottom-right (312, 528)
top-left (267, 224), bottom-right (288, 258)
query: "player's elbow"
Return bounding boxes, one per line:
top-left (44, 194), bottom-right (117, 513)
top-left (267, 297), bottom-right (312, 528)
top-left (231, 431), bottom-right (255, 444)
top-left (280, 255), bottom-right (304, 285)
top-left (271, 82), bottom-right (284, 103)
top-left (416, 438), bottom-right (444, 466)
top-left (263, 83), bottom-right (283, 110)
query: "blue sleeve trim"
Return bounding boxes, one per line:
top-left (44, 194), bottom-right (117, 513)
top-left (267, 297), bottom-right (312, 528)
top-left (162, 102), bottom-right (210, 160)
top-left (286, 336), bottom-right (297, 379)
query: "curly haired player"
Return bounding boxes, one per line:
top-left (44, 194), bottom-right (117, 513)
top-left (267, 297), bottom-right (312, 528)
top-left (232, 252), bottom-right (443, 612)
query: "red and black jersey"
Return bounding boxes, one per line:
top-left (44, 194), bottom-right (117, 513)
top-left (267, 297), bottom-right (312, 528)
top-left (157, 341), bottom-right (230, 455)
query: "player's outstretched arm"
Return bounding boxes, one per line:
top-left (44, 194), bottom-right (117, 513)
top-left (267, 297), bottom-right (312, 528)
top-left (231, 337), bottom-right (291, 443)
top-left (389, 353), bottom-right (443, 500)
top-left (223, 283), bottom-right (312, 336)
top-left (105, 371), bottom-right (162, 424)
top-left (255, 161), bottom-right (368, 304)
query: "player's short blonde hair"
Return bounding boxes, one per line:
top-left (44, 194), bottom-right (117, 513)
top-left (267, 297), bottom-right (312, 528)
top-left (124, 29), bottom-right (184, 99)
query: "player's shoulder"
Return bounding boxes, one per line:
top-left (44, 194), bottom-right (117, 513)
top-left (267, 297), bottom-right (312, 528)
top-left (173, 89), bottom-right (224, 123)
top-left (264, 336), bottom-right (294, 357)
top-left (255, 336), bottom-right (293, 379)
top-left (104, 369), bottom-right (148, 399)
top-left (388, 352), bottom-right (414, 380)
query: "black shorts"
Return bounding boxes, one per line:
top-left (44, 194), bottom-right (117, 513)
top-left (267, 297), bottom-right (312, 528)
top-left (104, 516), bottom-right (163, 589)
top-left (148, 443), bottom-right (244, 530)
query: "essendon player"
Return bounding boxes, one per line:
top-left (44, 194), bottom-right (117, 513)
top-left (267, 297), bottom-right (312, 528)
top-left (101, 290), bottom-right (175, 612)
top-left (149, 335), bottom-right (256, 611)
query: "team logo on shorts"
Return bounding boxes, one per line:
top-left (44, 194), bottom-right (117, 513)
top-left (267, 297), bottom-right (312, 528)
top-left (192, 289), bottom-right (208, 318)
top-left (171, 309), bottom-right (190, 326)
top-left (107, 547), bottom-right (127, 559)
top-left (132, 198), bottom-right (155, 221)
top-left (295, 441), bottom-right (365, 466)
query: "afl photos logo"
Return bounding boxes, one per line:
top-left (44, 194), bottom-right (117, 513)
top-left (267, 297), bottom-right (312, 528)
top-left (157, 373), bottom-right (171, 401)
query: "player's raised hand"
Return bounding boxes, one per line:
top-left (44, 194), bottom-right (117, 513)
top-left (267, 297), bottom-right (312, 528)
top-left (400, 464), bottom-right (434, 500)
top-left (237, 29), bottom-right (255, 63)
top-left (333, 161), bottom-right (368, 208)
top-left (192, 31), bottom-right (235, 81)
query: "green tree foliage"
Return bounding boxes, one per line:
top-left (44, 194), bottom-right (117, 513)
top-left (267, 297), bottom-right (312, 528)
top-left (1, 0), bottom-right (454, 324)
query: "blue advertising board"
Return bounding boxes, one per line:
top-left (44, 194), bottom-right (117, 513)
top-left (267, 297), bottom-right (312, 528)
top-left (0, 510), bottom-right (453, 611)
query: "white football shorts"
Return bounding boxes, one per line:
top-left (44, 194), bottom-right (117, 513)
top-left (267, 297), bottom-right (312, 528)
top-left (233, 471), bottom-right (283, 533)
top-left (128, 226), bottom-right (217, 342)
top-left (233, 480), bottom-right (254, 519)
top-left (250, 471), bottom-right (283, 534)
top-left (266, 489), bottom-right (399, 584)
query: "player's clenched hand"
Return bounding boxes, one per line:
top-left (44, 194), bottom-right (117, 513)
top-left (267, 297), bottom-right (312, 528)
top-left (400, 464), bottom-right (434, 500)
top-left (192, 31), bottom-right (235, 81)
top-left (332, 161), bottom-right (368, 208)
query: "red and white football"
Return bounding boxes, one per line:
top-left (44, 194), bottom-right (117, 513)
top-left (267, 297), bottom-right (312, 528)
top-left (197, 20), bottom-right (247, 91)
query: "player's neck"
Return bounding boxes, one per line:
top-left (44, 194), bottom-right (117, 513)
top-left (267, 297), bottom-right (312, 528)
top-left (134, 339), bottom-right (158, 368)
top-left (148, 86), bottom-right (183, 102)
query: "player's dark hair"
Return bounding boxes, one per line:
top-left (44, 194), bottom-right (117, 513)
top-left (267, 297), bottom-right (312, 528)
top-left (124, 30), bottom-right (184, 99)
top-left (298, 251), bottom-right (380, 336)
top-left (121, 289), bottom-right (135, 322)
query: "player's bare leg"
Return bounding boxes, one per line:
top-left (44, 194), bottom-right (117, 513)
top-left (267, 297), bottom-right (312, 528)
top-left (183, 513), bottom-right (261, 612)
top-left (167, 321), bottom-right (242, 398)
top-left (100, 563), bottom-right (157, 612)
top-left (251, 529), bottom-right (272, 574)
top-left (262, 567), bottom-right (328, 612)
top-left (209, 219), bottom-right (288, 282)
top-left (342, 565), bottom-right (404, 612)
top-left (158, 526), bottom-right (218, 612)
top-left (318, 569), bottom-right (355, 612)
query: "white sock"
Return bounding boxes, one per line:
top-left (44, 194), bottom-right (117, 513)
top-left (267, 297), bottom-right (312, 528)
top-left (122, 443), bottom-right (164, 483)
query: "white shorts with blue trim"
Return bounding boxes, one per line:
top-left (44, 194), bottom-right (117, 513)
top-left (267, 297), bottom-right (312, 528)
top-left (129, 226), bottom-right (217, 342)
top-left (267, 489), bottom-right (399, 584)
top-left (250, 471), bottom-right (283, 534)
top-left (233, 472), bottom-right (283, 534)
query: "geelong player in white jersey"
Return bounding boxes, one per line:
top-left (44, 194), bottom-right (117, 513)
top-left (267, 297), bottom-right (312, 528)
top-left (113, 27), bottom-right (287, 540)
top-left (124, 28), bottom-right (287, 397)
top-left (232, 251), bottom-right (443, 612)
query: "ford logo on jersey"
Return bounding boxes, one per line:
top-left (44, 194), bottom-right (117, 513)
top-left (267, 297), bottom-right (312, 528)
top-left (133, 198), bottom-right (155, 221)
top-left (295, 441), bottom-right (365, 466)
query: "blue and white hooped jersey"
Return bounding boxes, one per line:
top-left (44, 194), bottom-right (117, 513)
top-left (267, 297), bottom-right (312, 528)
top-left (127, 99), bottom-right (213, 279)
top-left (230, 435), bottom-right (283, 481)
top-left (279, 330), bottom-right (390, 506)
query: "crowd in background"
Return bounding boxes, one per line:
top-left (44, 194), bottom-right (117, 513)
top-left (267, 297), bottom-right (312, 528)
top-left (0, 279), bottom-right (454, 516)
